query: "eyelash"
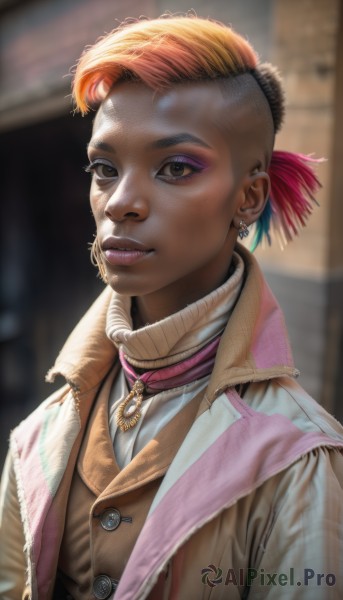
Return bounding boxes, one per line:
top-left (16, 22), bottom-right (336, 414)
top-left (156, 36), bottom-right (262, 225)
top-left (84, 156), bottom-right (205, 182)
top-left (159, 156), bottom-right (205, 180)
top-left (84, 160), bottom-right (116, 179)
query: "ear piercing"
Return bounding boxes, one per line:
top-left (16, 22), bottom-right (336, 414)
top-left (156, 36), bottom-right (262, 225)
top-left (238, 220), bottom-right (249, 239)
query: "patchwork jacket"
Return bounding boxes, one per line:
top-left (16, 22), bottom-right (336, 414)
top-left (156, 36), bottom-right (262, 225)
top-left (1, 246), bottom-right (342, 599)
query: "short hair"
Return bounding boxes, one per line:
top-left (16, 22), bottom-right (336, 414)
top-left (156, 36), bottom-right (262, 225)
top-left (73, 15), bottom-right (284, 133)
top-left (74, 15), bottom-right (320, 252)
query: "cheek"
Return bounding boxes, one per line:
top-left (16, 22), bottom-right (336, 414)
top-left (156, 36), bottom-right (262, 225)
top-left (169, 200), bottom-right (233, 256)
top-left (182, 187), bottom-right (236, 233)
top-left (173, 187), bottom-right (237, 255)
top-left (89, 187), bottom-right (105, 220)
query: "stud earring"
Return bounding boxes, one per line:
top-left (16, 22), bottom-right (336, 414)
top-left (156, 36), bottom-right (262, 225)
top-left (238, 220), bottom-right (249, 240)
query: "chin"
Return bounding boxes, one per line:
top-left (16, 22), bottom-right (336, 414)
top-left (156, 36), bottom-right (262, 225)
top-left (106, 273), bottom-right (149, 297)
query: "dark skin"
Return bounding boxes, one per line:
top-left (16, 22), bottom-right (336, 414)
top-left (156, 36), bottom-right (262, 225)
top-left (87, 79), bottom-right (272, 326)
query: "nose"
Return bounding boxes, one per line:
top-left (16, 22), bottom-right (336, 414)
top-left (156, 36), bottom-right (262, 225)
top-left (104, 175), bottom-right (149, 223)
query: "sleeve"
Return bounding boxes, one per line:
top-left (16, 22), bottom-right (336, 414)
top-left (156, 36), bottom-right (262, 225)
top-left (247, 446), bottom-right (343, 599)
top-left (0, 450), bottom-right (27, 599)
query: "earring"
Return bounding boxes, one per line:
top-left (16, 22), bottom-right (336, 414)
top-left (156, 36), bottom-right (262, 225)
top-left (90, 237), bottom-right (108, 283)
top-left (238, 220), bottom-right (249, 240)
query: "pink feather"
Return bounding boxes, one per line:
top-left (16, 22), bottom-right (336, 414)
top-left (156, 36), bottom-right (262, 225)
top-left (252, 150), bottom-right (323, 250)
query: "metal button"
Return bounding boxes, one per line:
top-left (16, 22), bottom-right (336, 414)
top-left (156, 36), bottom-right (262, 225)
top-left (92, 574), bottom-right (113, 599)
top-left (95, 507), bottom-right (132, 531)
top-left (100, 508), bottom-right (121, 531)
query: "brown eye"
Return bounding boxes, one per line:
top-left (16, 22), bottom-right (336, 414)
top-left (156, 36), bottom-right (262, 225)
top-left (160, 162), bottom-right (194, 178)
top-left (94, 163), bottom-right (117, 178)
top-left (85, 161), bottom-right (117, 179)
top-left (168, 163), bottom-right (186, 176)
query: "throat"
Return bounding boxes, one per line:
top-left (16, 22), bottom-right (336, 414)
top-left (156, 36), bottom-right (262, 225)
top-left (131, 262), bottom-right (236, 328)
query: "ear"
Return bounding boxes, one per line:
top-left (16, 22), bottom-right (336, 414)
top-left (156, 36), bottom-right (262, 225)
top-left (232, 172), bottom-right (270, 230)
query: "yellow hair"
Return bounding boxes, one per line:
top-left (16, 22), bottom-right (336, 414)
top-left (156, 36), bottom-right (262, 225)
top-left (73, 15), bottom-right (258, 114)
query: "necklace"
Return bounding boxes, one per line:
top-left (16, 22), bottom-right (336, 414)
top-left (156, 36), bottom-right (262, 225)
top-left (116, 380), bottom-right (145, 431)
top-left (116, 335), bottom-right (221, 432)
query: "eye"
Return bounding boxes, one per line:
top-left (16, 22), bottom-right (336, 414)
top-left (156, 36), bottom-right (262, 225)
top-left (160, 162), bottom-right (192, 177)
top-left (85, 160), bottom-right (117, 179)
top-left (158, 157), bottom-right (204, 180)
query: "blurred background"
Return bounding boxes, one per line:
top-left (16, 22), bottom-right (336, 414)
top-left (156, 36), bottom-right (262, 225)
top-left (1, 0), bottom-right (342, 470)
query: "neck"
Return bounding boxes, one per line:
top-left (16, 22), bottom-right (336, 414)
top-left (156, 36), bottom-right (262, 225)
top-left (105, 248), bottom-right (245, 369)
top-left (133, 255), bottom-right (236, 327)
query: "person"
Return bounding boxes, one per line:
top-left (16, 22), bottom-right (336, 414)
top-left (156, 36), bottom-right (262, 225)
top-left (0, 14), bottom-right (342, 600)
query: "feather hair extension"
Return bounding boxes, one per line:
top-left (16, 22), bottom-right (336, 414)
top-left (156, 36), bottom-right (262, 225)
top-left (251, 150), bottom-right (323, 251)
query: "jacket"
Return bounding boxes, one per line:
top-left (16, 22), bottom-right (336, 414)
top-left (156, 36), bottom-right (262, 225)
top-left (1, 245), bottom-right (343, 599)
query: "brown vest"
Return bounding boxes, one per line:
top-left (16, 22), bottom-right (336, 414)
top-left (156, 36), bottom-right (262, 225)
top-left (57, 368), bottom-right (203, 599)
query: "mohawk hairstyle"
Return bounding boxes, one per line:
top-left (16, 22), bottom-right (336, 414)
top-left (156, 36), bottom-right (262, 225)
top-left (73, 14), bottom-right (284, 131)
top-left (251, 63), bottom-right (285, 133)
top-left (74, 15), bottom-right (320, 251)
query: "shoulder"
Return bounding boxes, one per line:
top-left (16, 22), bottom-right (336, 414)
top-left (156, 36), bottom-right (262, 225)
top-left (10, 383), bottom-right (79, 459)
top-left (244, 376), bottom-right (343, 442)
top-left (231, 379), bottom-right (343, 551)
top-left (13, 383), bottom-right (71, 430)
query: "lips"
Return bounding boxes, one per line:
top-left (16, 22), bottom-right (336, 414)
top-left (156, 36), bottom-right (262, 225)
top-left (102, 236), bottom-right (152, 252)
top-left (101, 236), bottom-right (153, 266)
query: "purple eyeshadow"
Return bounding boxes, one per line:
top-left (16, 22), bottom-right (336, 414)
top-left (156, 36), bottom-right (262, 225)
top-left (172, 155), bottom-right (208, 170)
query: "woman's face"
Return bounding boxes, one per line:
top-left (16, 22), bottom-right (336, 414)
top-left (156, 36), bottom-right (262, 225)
top-left (88, 81), bottom-right (247, 321)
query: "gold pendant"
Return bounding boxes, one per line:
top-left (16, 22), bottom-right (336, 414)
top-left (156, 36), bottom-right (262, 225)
top-left (116, 380), bottom-right (145, 432)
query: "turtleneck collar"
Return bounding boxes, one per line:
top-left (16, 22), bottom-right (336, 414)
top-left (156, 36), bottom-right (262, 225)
top-left (106, 251), bottom-right (244, 369)
top-left (46, 244), bottom-right (297, 401)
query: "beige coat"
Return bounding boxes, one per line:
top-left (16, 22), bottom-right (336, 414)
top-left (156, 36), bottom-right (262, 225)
top-left (1, 246), bottom-right (342, 599)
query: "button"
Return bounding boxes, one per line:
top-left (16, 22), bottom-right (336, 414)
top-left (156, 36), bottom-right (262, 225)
top-left (92, 574), bottom-right (113, 599)
top-left (100, 508), bottom-right (121, 531)
top-left (95, 507), bottom-right (132, 531)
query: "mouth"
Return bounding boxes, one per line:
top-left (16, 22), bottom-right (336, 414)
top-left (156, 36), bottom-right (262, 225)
top-left (102, 236), bottom-right (152, 252)
top-left (101, 236), bottom-right (154, 266)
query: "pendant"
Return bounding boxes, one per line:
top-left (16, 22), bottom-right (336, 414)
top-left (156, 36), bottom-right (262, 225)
top-left (116, 379), bottom-right (145, 432)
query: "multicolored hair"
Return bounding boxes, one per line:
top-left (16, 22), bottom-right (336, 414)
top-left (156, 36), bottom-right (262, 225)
top-left (73, 14), bottom-right (321, 250)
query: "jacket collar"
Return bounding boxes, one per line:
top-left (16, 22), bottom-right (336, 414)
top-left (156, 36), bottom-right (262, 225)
top-left (46, 244), bottom-right (297, 401)
top-left (206, 244), bottom-right (298, 402)
top-left (46, 285), bottom-right (116, 393)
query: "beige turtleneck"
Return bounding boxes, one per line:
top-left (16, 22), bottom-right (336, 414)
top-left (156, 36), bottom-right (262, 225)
top-left (107, 251), bottom-right (244, 467)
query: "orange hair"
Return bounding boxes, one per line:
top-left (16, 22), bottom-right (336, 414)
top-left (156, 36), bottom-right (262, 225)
top-left (73, 15), bottom-right (258, 115)
top-left (73, 15), bottom-right (321, 252)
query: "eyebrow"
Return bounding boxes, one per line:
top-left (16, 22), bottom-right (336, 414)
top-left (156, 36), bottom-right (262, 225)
top-left (87, 140), bottom-right (113, 152)
top-left (88, 133), bottom-right (211, 153)
top-left (152, 133), bottom-right (211, 149)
